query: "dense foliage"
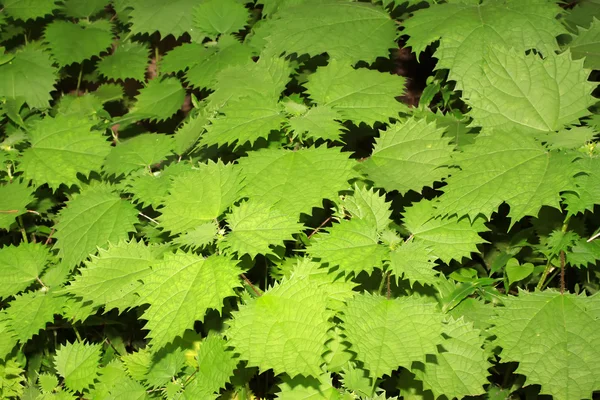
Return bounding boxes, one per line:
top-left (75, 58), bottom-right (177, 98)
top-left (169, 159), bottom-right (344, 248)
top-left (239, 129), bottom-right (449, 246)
top-left (0, 0), bottom-right (599, 399)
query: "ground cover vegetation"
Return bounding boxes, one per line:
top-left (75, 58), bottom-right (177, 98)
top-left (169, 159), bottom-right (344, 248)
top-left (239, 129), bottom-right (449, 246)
top-left (0, 0), bottom-right (599, 398)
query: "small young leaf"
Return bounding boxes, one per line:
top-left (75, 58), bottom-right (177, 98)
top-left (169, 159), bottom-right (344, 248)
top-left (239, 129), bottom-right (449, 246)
top-left (55, 341), bottom-right (102, 392)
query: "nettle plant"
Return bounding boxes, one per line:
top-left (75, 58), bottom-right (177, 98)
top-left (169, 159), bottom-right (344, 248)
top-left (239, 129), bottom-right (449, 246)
top-left (0, 0), bottom-right (600, 399)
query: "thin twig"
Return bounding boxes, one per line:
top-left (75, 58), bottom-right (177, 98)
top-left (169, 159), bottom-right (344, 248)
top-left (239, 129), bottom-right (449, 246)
top-left (307, 216), bottom-right (332, 240)
top-left (139, 212), bottom-right (159, 225)
top-left (560, 250), bottom-right (566, 294)
top-left (45, 228), bottom-right (55, 245)
top-left (36, 277), bottom-right (47, 290)
top-left (241, 273), bottom-right (261, 297)
top-left (587, 231), bottom-right (600, 243)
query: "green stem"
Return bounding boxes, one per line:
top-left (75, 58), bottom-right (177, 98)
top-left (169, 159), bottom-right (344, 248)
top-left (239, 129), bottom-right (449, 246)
top-left (72, 324), bottom-right (82, 342)
top-left (378, 270), bottom-right (390, 296)
top-left (17, 215), bottom-right (27, 243)
top-left (154, 46), bottom-right (160, 76)
top-left (537, 215), bottom-right (571, 290)
top-left (76, 64), bottom-right (83, 95)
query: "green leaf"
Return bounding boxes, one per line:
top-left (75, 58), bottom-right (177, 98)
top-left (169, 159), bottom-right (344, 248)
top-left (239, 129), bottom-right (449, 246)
top-left (53, 185), bottom-right (138, 268)
top-left (172, 222), bottom-right (218, 251)
top-left (227, 276), bottom-right (334, 377)
top-left (161, 42), bottom-right (207, 74)
top-left (0, 243), bottom-right (51, 299)
top-left (0, 45), bottom-right (57, 109)
top-left (66, 240), bottom-right (163, 313)
top-left (341, 184), bottom-right (392, 233)
top-left (567, 238), bottom-right (600, 268)
top-left (276, 374), bottom-right (341, 399)
top-left (341, 293), bottom-right (444, 379)
top-left (491, 291), bottom-right (600, 400)
top-left (539, 126), bottom-right (596, 150)
top-left (238, 146), bottom-right (358, 217)
top-left (158, 161), bottom-right (241, 235)
top-left (463, 47), bottom-right (595, 133)
top-left (221, 200), bottom-right (304, 258)
top-left (173, 111), bottom-right (208, 155)
top-left (402, 200), bottom-right (488, 263)
top-left (126, 162), bottom-right (192, 208)
top-left (193, 334), bottom-right (237, 396)
top-left (104, 133), bottom-right (175, 177)
top-left (563, 155), bottom-right (600, 215)
top-left (44, 20), bottom-right (113, 66)
top-left (201, 94), bottom-right (285, 149)
top-left (403, 0), bottom-right (566, 89)
top-left (20, 114), bottom-right (111, 189)
top-left (5, 290), bottom-right (63, 343)
top-left (130, 77), bottom-right (185, 121)
top-left (0, 180), bottom-right (33, 230)
top-left (60, 0), bottom-right (109, 18)
top-left (414, 318), bottom-right (490, 399)
top-left (389, 241), bottom-right (439, 288)
top-left (192, 0), bottom-right (249, 39)
top-left (307, 217), bottom-right (388, 277)
top-left (304, 60), bottom-right (407, 127)
top-left (436, 131), bottom-right (579, 224)
top-left (136, 252), bottom-right (242, 349)
top-left (55, 341), bottom-right (101, 392)
top-left (96, 41), bottom-right (150, 82)
top-left (505, 259), bottom-right (534, 286)
top-left (127, 0), bottom-right (198, 39)
top-left (361, 118), bottom-right (455, 194)
top-left (569, 17), bottom-right (600, 70)
top-left (1, 0), bottom-right (58, 21)
top-left (0, 319), bottom-right (18, 360)
top-left (185, 36), bottom-right (254, 90)
top-left (255, 0), bottom-right (397, 64)
top-left (287, 105), bottom-right (345, 142)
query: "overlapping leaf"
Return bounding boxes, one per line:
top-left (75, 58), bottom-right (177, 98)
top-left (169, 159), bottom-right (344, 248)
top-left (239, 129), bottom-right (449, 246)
top-left (404, 0), bottom-right (566, 88)
top-left (435, 131), bottom-right (579, 224)
top-left (127, 0), bottom-right (198, 39)
top-left (20, 114), bottom-right (111, 189)
top-left (402, 200), bottom-right (488, 263)
top-left (491, 291), bottom-right (600, 400)
top-left (308, 217), bottom-right (388, 277)
top-left (305, 60), bottom-right (407, 126)
top-left (463, 47), bottom-right (595, 133)
top-left (44, 20), bottom-right (113, 66)
top-left (0, 243), bottom-right (51, 299)
top-left (221, 200), bottom-right (304, 258)
top-left (0, 45), bottom-right (57, 108)
top-left (53, 185), bottom-right (138, 268)
top-left (55, 341), bottom-right (101, 392)
top-left (159, 161), bottom-right (241, 235)
top-left (136, 252), bottom-right (242, 349)
top-left (237, 146), bottom-right (358, 217)
top-left (414, 318), bottom-right (490, 399)
top-left (0, 181), bottom-right (33, 230)
top-left (342, 293), bottom-right (444, 379)
top-left (361, 118), bottom-right (455, 194)
top-left (97, 41), bottom-right (150, 82)
top-left (67, 240), bottom-right (164, 313)
top-left (130, 77), bottom-right (186, 121)
top-left (255, 0), bottom-right (397, 64)
top-left (227, 276), bottom-right (334, 377)
top-left (104, 133), bottom-right (174, 177)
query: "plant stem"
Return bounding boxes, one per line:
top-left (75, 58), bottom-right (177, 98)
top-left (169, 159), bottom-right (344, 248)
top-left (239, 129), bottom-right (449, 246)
top-left (241, 273), bottom-right (261, 297)
top-left (560, 250), bottom-right (566, 294)
top-left (76, 64), bottom-right (83, 95)
top-left (386, 271), bottom-right (391, 300)
top-left (17, 216), bottom-right (27, 243)
top-left (72, 325), bottom-right (82, 342)
top-left (154, 46), bottom-right (160, 76)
